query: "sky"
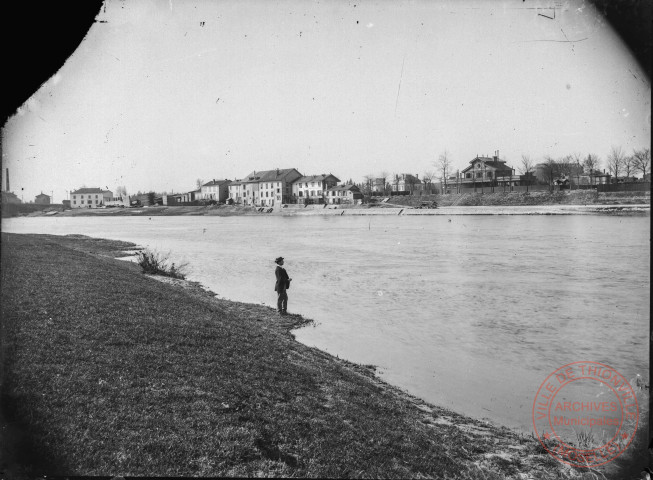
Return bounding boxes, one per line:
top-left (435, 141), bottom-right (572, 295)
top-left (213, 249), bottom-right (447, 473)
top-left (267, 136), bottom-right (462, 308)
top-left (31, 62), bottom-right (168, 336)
top-left (1, 0), bottom-right (650, 202)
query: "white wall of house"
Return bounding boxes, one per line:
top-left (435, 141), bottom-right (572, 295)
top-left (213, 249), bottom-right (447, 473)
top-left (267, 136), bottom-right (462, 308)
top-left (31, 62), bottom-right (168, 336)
top-left (199, 183), bottom-right (229, 201)
top-left (243, 183), bottom-right (259, 206)
top-left (292, 180), bottom-right (326, 202)
top-left (70, 190), bottom-right (113, 208)
top-left (327, 188), bottom-right (361, 204)
top-left (257, 180), bottom-right (283, 206)
top-left (229, 183), bottom-right (245, 203)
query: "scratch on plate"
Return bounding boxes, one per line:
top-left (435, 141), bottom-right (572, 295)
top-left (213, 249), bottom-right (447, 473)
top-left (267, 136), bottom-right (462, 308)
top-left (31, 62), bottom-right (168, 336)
top-left (395, 53), bottom-right (406, 116)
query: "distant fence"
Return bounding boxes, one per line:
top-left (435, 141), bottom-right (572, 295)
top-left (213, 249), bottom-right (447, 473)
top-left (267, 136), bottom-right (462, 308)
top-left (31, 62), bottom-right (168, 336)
top-left (440, 184), bottom-right (551, 194)
top-left (370, 191), bottom-right (413, 197)
top-left (437, 183), bottom-right (651, 194)
top-left (596, 182), bottom-right (650, 193)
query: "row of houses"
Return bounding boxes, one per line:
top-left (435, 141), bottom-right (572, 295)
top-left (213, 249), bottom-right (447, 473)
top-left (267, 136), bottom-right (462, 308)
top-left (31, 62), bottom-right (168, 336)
top-left (65, 152), bottom-right (642, 209)
top-left (67, 168), bottom-right (366, 209)
top-left (159, 169), bottom-right (366, 208)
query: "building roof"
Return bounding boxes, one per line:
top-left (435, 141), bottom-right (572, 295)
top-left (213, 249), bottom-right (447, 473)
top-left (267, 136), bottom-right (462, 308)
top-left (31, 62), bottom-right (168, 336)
top-left (461, 157), bottom-right (513, 174)
top-left (2, 191), bottom-right (21, 201)
top-left (327, 184), bottom-right (361, 192)
top-left (71, 188), bottom-right (112, 194)
top-left (36, 193), bottom-right (50, 198)
top-left (295, 174), bottom-right (340, 183)
top-left (242, 168), bottom-right (302, 183)
top-left (202, 179), bottom-right (231, 187)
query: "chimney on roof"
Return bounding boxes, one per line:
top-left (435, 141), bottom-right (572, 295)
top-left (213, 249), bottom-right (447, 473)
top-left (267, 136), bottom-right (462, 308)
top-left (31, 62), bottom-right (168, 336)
top-left (276, 168), bottom-right (279, 176)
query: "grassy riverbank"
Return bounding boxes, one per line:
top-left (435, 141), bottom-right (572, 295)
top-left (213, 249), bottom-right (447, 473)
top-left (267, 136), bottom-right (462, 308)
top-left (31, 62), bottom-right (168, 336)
top-left (0, 233), bottom-right (644, 478)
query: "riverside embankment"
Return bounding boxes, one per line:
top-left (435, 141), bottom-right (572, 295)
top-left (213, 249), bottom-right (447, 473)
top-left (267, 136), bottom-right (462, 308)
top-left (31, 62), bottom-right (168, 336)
top-left (5, 190), bottom-right (650, 218)
top-left (3, 233), bottom-right (645, 478)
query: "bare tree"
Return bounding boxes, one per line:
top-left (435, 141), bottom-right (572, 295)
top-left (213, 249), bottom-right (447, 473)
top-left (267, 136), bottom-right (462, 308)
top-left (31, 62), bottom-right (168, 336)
top-left (406, 175), bottom-right (419, 194)
top-left (196, 178), bottom-right (204, 190)
top-left (520, 155), bottom-right (534, 192)
top-left (633, 148), bottom-right (650, 179)
top-left (422, 170), bottom-right (436, 194)
top-left (583, 154), bottom-right (601, 185)
top-left (379, 170), bottom-right (391, 195)
top-left (362, 174), bottom-right (374, 195)
top-left (542, 156), bottom-right (559, 192)
top-left (434, 150), bottom-right (452, 191)
top-left (606, 146), bottom-right (625, 181)
top-left (622, 155), bottom-right (635, 180)
top-left (557, 155), bottom-right (576, 190)
top-left (569, 152), bottom-right (584, 187)
top-left (115, 185), bottom-right (128, 197)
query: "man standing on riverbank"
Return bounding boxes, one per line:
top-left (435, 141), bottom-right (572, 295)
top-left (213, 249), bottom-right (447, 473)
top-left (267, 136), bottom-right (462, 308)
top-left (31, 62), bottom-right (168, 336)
top-left (274, 257), bottom-right (291, 315)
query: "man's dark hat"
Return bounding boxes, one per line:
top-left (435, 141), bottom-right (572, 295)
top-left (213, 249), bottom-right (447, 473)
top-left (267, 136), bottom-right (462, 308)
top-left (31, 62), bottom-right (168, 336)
top-left (275, 257), bottom-right (284, 264)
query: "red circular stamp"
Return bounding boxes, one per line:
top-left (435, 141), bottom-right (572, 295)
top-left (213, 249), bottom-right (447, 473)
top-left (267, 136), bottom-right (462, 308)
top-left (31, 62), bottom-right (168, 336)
top-left (532, 361), bottom-right (639, 468)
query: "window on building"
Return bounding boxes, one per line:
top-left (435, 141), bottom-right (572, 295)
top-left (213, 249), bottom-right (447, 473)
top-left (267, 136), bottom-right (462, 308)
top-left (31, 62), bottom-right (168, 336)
top-left (476, 172), bottom-right (483, 178)
top-left (318, 190), bottom-right (322, 196)
top-left (487, 172), bottom-right (493, 179)
top-left (81, 200), bottom-right (85, 204)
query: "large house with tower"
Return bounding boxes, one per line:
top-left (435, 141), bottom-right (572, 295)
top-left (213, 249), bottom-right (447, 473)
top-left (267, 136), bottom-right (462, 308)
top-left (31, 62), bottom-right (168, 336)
top-left (460, 152), bottom-right (514, 187)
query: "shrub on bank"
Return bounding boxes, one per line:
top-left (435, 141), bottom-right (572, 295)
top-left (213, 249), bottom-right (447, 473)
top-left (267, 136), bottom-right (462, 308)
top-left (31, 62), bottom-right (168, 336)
top-left (136, 249), bottom-right (188, 279)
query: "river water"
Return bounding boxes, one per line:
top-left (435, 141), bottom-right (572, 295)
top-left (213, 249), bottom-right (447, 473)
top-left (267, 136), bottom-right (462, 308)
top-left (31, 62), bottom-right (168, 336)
top-left (2, 214), bottom-right (649, 433)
